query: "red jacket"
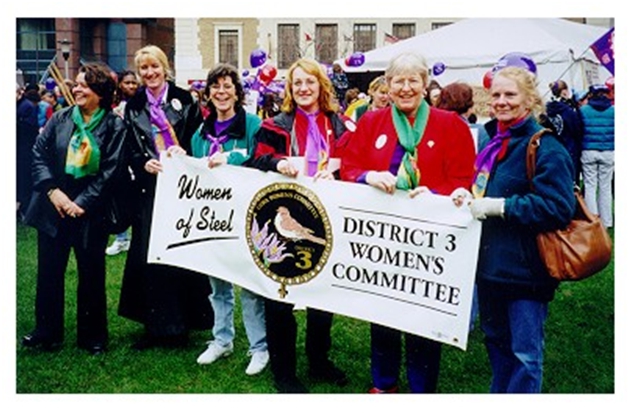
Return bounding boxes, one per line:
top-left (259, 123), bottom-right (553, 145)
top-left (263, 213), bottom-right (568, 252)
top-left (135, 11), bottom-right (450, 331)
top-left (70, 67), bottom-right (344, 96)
top-left (340, 106), bottom-right (475, 195)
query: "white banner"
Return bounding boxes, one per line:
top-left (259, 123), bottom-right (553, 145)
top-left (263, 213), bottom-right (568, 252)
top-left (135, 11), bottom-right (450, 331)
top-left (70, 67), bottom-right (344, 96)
top-left (148, 154), bottom-right (482, 350)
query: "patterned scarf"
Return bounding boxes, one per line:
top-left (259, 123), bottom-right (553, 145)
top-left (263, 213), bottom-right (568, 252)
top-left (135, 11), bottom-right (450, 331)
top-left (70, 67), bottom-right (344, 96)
top-left (299, 108), bottom-right (329, 177)
top-left (65, 105), bottom-right (104, 178)
top-left (472, 126), bottom-right (511, 198)
top-left (391, 99), bottom-right (429, 189)
top-left (146, 83), bottom-right (179, 151)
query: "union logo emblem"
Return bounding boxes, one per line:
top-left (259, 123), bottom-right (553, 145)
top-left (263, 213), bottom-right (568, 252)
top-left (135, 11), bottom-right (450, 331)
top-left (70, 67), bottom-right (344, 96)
top-left (246, 182), bottom-right (332, 298)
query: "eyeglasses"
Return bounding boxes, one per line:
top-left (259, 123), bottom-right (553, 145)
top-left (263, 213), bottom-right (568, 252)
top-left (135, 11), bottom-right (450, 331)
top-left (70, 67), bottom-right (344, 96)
top-left (390, 77), bottom-right (423, 91)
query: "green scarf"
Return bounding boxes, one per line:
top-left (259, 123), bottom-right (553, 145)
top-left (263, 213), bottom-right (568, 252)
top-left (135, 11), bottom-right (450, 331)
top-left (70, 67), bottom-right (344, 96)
top-left (391, 99), bottom-right (429, 189)
top-left (65, 106), bottom-right (104, 178)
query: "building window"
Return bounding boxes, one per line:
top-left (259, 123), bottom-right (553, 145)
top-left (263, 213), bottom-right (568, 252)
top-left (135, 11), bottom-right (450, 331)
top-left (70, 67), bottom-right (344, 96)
top-left (392, 23), bottom-right (415, 40)
top-left (315, 24), bottom-right (338, 64)
top-left (353, 23), bottom-right (376, 52)
top-left (79, 19), bottom-right (97, 62)
top-left (218, 29), bottom-right (239, 68)
top-left (16, 18), bottom-right (56, 85)
top-left (277, 24), bottom-right (300, 69)
top-left (431, 22), bottom-right (453, 30)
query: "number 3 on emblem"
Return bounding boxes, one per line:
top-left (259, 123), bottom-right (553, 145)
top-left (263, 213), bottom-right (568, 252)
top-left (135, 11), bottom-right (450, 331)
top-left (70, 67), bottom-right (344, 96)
top-left (295, 250), bottom-right (313, 270)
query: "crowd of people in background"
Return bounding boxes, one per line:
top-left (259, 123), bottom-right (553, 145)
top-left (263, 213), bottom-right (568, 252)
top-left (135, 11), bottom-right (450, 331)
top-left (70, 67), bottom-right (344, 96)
top-left (16, 44), bottom-right (614, 394)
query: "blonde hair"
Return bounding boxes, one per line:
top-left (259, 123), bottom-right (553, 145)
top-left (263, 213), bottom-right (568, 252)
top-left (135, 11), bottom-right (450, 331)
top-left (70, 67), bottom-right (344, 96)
top-left (368, 75), bottom-right (388, 96)
top-left (385, 53), bottom-right (429, 87)
top-left (281, 58), bottom-right (339, 114)
top-left (134, 45), bottom-right (173, 82)
top-left (492, 66), bottom-right (544, 118)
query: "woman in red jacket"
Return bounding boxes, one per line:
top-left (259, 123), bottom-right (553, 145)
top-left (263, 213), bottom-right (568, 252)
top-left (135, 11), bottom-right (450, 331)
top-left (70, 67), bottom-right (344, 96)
top-left (340, 52), bottom-right (475, 393)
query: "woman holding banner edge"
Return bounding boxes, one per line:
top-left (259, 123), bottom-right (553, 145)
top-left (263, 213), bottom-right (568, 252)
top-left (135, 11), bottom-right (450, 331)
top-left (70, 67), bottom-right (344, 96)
top-left (452, 66), bottom-right (575, 393)
top-left (340, 52), bottom-right (475, 393)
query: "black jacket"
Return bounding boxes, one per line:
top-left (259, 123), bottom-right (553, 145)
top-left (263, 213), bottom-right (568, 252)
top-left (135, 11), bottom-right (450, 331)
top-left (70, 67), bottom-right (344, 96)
top-left (24, 106), bottom-right (127, 238)
top-left (118, 82), bottom-right (212, 332)
top-left (124, 81), bottom-right (202, 193)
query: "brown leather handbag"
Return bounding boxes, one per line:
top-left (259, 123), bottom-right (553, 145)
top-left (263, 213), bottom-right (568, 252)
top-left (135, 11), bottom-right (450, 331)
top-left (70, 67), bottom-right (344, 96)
top-left (526, 130), bottom-right (612, 281)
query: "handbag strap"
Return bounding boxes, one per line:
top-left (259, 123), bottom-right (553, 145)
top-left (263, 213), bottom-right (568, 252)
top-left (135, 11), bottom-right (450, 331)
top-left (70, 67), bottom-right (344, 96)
top-left (525, 128), bottom-right (552, 190)
top-left (527, 129), bottom-right (598, 222)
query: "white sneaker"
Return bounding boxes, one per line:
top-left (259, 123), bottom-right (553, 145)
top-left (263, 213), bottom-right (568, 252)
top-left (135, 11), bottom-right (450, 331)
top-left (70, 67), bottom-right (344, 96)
top-left (245, 350), bottom-right (269, 375)
top-left (196, 341), bottom-right (233, 365)
top-left (106, 239), bottom-right (130, 256)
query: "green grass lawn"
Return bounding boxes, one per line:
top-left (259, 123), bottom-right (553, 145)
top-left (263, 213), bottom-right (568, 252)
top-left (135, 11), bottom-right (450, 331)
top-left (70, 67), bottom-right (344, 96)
top-left (15, 223), bottom-right (614, 394)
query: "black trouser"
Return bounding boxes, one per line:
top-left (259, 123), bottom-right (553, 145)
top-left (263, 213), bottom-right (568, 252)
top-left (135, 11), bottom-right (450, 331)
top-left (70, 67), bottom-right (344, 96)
top-left (34, 220), bottom-right (109, 347)
top-left (264, 298), bottom-right (333, 381)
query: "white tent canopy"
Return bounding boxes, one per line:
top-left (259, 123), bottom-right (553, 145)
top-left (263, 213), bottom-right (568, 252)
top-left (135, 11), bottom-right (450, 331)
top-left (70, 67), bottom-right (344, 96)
top-left (336, 18), bottom-right (611, 95)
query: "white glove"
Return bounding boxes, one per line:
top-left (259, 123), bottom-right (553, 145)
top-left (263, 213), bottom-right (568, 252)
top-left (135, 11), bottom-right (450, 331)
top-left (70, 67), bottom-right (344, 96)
top-left (450, 187), bottom-right (473, 207)
top-left (469, 198), bottom-right (505, 220)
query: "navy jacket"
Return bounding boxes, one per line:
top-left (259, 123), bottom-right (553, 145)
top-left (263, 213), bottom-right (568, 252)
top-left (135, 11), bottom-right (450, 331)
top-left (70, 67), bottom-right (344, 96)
top-left (545, 98), bottom-right (583, 171)
top-left (477, 117), bottom-right (575, 301)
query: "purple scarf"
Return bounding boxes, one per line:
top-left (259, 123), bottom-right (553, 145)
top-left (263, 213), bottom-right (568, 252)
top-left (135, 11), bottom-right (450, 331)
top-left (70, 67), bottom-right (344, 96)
top-left (204, 116), bottom-right (234, 156)
top-left (298, 108), bottom-right (329, 177)
top-left (205, 133), bottom-right (230, 157)
top-left (472, 127), bottom-right (510, 198)
top-left (146, 83), bottom-right (177, 150)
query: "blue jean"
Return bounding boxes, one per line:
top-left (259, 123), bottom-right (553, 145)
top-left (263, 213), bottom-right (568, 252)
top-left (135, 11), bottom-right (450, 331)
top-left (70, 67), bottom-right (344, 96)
top-left (209, 276), bottom-right (267, 352)
top-left (478, 285), bottom-right (548, 393)
top-left (115, 230), bottom-right (130, 242)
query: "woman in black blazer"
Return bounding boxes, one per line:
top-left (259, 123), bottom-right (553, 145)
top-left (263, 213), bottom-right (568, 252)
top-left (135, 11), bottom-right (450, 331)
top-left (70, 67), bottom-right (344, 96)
top-left (117, 45), bottom-right (213, 349)
top-left (22, 62), bottom-right (126, 355)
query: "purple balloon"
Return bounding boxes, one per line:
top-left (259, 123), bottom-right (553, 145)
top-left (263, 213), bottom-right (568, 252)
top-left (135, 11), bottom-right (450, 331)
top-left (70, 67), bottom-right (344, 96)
top-left (493, 52), bottom-right (537, 75)
top-left (432, 62), bottom-right (446, 76)
top-left (249, 48), bottom-right (267, 68)
top-left (45, 78), bottom-right (56, 91)
top-left (242, 69), bottom-right (250, 77)
top-left (348, 52), bottom-right (365, 67)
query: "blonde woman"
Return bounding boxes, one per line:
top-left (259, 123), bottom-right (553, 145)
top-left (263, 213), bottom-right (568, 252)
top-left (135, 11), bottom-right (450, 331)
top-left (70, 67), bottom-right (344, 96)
top-left (118, 45), bottom-right (212, 350)
top-left (453, 66), bottom-right (575, 392)
top-left (249, 57), bottom-right (354, 393)
top-left (353, 75), bottom-right (390, 121)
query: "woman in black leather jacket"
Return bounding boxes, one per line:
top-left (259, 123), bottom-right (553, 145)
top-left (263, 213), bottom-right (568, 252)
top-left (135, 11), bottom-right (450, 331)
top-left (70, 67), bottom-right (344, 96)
top-left (22, 63), bottom-right (126, 355)
top-left (117, 45), bottom-right (213, 349)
